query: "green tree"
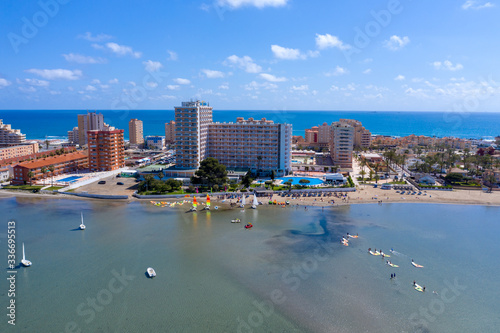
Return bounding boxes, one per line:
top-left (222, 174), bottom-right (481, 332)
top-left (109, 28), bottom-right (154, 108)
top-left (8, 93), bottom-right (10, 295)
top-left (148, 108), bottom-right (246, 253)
top-left (284, 179), bottom-right (293, 191)
top-left (45, 140), bottom-right (50, 150)
top-left (299, 179), bottom-right (310, 185)
top-left (27, 171), bottom-right (34, 186)
top-left (191, 157), bottom-right (228, 189)
top-left (374, 174), bottom-right (380, 184)
top-left (270, 170), bottom-right (276, 183)
top-left (444, 173), bottom-right (464, 184)
top-left (48, 165), bottom-right (55, 186)
top-left (41, 166), bottom-right (47, 180)
top-left (359, 170), bottom-right (366, 181)
top-left (241, 171), bottom-right (254, 188)
top-left (157, 171), bottom-right (164, 182)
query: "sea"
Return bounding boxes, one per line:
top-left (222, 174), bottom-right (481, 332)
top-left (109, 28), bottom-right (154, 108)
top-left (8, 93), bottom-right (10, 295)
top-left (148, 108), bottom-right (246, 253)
top-left (1, 197), bottom-right (499, 332)
top-left (1, 110), bottom-right (499, 141)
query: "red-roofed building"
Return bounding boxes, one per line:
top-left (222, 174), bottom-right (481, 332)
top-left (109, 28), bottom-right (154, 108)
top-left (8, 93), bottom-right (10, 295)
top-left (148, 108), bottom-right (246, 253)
top-left (12, 151), bottom-right (88, 184)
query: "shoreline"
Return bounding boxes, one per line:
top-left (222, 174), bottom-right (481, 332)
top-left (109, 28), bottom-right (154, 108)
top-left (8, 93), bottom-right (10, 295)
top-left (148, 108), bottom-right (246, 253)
top-left (2, 188), bottom-right (500, 207)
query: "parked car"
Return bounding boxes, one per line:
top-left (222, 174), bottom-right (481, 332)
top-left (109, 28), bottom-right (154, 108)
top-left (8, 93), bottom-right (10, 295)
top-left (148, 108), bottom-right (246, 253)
top-left (117, 182), bottom-right (124, 185)
top-left (98, 180), bottom-right (106, 184)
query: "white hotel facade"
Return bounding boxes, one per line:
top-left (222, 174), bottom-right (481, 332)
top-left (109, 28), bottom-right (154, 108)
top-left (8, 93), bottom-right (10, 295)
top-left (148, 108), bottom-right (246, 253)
top-left (174, 101), bottom-right (292, 176)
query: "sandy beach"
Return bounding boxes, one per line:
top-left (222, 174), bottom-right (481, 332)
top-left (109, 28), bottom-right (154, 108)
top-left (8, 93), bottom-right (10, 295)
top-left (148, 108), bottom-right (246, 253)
top-left (2, 182), bottom-right (500, 207)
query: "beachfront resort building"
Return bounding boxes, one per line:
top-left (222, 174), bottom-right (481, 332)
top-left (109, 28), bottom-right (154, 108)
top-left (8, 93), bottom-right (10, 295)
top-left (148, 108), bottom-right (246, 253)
top-left (12, 151), bottom-right (88, 184)
top-left (145, 136), bottom-right (165, 150)
top-left (175, 101), bottom-right (213, 169)
top-left (128, 119), bottom-right (144, 146)
top-left (330, 122), bottom-right (354, 168)
top-left (165, 120), bottom-right (176, 144)
top-left (0, 119), bottom-right (26, 147)
top-left (304, 123), bottom-right (331, 149)
top-left (87, 129), bottom-right (125, 171)
top-left (173, 101), bottom-right (292, 175)
top-left (0, 142), bottom-right (39, 161)
top-left (339, 119), bottom-right (372, 148)
top-left (209, 117), bottom-right (292, 175)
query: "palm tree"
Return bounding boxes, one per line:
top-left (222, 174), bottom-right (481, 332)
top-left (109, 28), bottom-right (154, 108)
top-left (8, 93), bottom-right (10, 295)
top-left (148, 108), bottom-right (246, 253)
top-left (27, 171), bottom-right (34, 186)
top-left (45, 139), bottom-right (50, 150)
top-left (48, 165), bottom-right (55, 187)
top-left (256, 155), bottom-right (262, 175)
top-left (359, 170), bottom-right (366, 181)
top-left (40, 166), bottom-right (47, 183)
top-left (157, 171), bottom-right (164, 182)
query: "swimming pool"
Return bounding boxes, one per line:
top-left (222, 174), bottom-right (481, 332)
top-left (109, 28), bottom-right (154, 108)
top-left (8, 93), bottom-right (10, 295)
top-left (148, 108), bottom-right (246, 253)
top-left (58, 176), bottom-right (83, 183)
top-left (258, 176), bottom-right (324, 185)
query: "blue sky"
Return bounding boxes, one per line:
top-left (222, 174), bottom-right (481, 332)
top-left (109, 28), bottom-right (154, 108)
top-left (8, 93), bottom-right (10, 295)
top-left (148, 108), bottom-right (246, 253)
top-left (1, 0), bottom-right (500, 111)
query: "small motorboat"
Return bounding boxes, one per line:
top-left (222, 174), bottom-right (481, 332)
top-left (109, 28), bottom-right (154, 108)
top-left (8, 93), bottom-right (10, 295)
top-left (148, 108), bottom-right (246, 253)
top-left (244, 223), bottom-right (253, 229)
top-left (146, 267), bottom-right (156, 278)
top-left (231, 218), bottom-right (241, 223)
top-left (214, 206), bottom-right (219, 210)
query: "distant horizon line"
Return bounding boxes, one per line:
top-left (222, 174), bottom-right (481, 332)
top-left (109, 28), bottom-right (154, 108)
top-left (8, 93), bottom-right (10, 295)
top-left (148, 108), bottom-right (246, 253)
top-left (1, 109), bottom-right (499, 113)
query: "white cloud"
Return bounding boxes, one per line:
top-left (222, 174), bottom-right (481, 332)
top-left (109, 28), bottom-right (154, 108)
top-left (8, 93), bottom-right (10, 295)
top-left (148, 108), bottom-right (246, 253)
top-left (49, 90), bottom-right (61, 95)
top-left (217, 0), bottom-right (288, 9)
top-left (166, 85), bottom-right (180, 90)
top-left (384, 35), bottom-right (410, 51)
top-left (271, 45), bottom-right (305, 60)
top-left (219, 84), bottom-right (229, 90)
top-left (143, 60), bottom-right (163, 72)
top-left (201, 69), bottom-right (225, 78)
top-left (105, 42), bottom-right (142, 58)
top-left (394, 75), bottom-right (405, 81)
top-left (167, 50), bottom-right (178, 61)
top-left (433, 60), bottom-right (464, 71)
top-left (25, 69), bottom-right (82, 80)
top-left (363, 69), bottom-right (372, 74)
top-left (63, 53), bottom-right (107, 64)
top-left (315, 33), bottom-right (350, 50)
top-left (109, 78), bottom-right (119, 84)
top-left (259, 73), bottom-right (287, 82)
top-left (330, 85), bottom-right (339, 91)
top-left (85, 85), bottom-right (97, 91)
top-left (224, 55), bottom-right (262, 73)
top-left (22, 78), bottom-right (50, 87)
top-left (91, 79), bottom-right (101, 84)
top-left (19, 86), bottom-right (36, 93)
top-left (325, 66), bottom-right (348, 76)
top-left (78, 32), bottom-right (113, 42)
top-left (0, 78), bottom-right (12, 88)
top-left (128, 81), bottom-right (136, 86)
top-left (245, 81), bottom-right (278, 90)
top-left (291, 85), bottom-right (308, 91)
top-left (146, 82), bottom-right (158, 88)
top-left (462, 0), bottom-right (495, 9)
top-left (173, 78), bottom-right (191, 85)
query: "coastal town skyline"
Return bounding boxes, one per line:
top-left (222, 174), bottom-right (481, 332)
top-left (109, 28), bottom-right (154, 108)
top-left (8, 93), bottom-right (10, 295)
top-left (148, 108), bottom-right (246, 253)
top-left (2, 0), bottom-right (500, 111)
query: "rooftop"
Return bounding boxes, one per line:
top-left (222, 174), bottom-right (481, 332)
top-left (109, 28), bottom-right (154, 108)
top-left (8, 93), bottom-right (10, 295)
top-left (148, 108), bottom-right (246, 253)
top-left (17, 151), bottom-right (88, 169)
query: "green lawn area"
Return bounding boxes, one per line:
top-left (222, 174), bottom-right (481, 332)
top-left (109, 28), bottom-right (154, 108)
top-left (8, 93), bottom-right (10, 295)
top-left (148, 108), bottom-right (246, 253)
top-left (2, 185), bottom-right (44, 191)
top-left (388, 181), bottom-right (407, 184)
top-left (45, 186), bottom-right (65, 191)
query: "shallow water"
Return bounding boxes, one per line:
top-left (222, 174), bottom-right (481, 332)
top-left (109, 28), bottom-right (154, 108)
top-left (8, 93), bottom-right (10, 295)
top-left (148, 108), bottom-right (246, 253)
top-left (1, 197), bottom-right (499, 332)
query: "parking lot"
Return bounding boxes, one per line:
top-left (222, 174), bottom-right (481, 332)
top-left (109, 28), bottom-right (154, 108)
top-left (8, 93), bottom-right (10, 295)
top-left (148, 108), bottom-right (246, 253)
top-left (74, 175), bottom-right (139, 196)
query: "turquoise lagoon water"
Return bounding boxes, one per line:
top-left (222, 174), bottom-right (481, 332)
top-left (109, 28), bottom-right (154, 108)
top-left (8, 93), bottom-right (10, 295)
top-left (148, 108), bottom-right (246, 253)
top-left (1, 197), bottom-right (500, 332)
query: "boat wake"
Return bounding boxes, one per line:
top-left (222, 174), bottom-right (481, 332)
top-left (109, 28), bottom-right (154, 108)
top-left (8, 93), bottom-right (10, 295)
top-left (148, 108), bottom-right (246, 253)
top-left (390, 248), bottom-right (408, 258)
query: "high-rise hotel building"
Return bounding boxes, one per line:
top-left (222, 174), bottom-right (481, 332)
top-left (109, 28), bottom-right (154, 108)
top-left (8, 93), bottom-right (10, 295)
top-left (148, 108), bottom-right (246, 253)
top-left (329, 122), bottom-right (354, 168)
top-left (87, 129), bottom-right (125, 171)
top-left (175, 101), bottom-right (213, 169)
top-left (165, 120), bottom-right (176, 144)
top-left (209, 117), bottom-right (291, 174)
top-left (173, 101), bottom-right (292, 175)
top-left (128, 119), bottom-right (144, 146)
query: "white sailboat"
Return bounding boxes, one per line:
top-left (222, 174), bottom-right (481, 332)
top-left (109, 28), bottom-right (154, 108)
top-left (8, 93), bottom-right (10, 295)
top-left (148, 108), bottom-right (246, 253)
top-left (79, 212), bottom-right (86, 230)
top-left (240, 194), bottom-right (246, 208)
top-left (21, 243), bottom-right (32, 267)
top-left (251, 194), bottom-right (258, 209)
